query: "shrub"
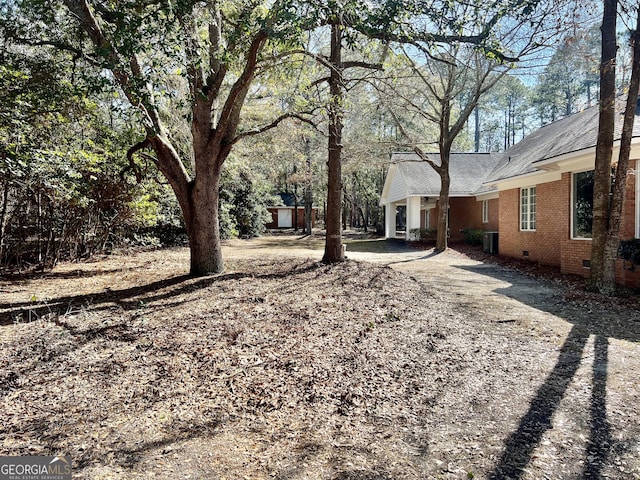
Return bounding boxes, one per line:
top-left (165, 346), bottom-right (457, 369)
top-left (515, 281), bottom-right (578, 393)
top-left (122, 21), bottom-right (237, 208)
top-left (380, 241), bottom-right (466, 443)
top-left (462, 228), bottom-right (484, 246)
top-left (618, 239), bottom-right (640, 272)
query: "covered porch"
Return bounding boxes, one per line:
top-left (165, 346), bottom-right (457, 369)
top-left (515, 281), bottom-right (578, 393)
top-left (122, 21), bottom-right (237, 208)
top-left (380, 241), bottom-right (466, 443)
top-left (384, 196), bottom-right (436, 241)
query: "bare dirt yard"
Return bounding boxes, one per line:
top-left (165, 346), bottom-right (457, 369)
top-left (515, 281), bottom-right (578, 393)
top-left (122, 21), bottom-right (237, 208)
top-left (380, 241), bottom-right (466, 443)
top-left (1, 233), bottom-right (640, 479)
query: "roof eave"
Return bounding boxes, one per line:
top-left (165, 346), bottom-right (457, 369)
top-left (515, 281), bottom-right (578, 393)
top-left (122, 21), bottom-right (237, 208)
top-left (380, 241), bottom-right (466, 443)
top-left (486, 169), bottom-right (563, 191)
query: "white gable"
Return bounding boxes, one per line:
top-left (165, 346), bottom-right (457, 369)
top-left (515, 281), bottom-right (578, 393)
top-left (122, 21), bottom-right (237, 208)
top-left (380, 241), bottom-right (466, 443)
top-left (379, 163), bottom-right (411, 205)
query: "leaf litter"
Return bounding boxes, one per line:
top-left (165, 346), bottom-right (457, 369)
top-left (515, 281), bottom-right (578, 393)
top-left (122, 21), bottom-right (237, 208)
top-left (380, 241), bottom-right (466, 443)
top-left (0, 243), bottom-right (639, 479)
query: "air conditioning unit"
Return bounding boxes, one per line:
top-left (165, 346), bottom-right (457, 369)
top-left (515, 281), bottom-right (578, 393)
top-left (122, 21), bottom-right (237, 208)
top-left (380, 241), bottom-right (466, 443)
top-left (483, 231), bottom-right (499, 254)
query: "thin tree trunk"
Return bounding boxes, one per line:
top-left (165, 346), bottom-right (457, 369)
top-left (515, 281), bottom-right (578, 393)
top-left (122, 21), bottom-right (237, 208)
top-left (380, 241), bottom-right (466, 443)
top-left (602, 9), bottom-right (640, 287)
top-left (294, 182), bottom-right (299, 232)
top-left (36, 189), bottom-right (43, 264)
top-left (589, 0), bottom-right (618, 292)
top-left (304, 138), bottom-right (313, 235)
top-left (342, 191), bottom-right (348, 231)
top-left (358, 206), bottom-right (367, 232)
top-left (474, 106), bottom-right (480, 152)
top-left (323, 20), bottom-right (345, 263)
top-left (435, 167), bottom-right (450, 252)
top-left (0, 178), bottom-right (9, 262)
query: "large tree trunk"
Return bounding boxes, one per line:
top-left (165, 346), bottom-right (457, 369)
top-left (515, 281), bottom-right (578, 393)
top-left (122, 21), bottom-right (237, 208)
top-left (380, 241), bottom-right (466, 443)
top-left (152, 136), bottom-right (225, 276)
top-left (0, 174), bottom-right (9, 261)
top-left (589, 0), bottom-right (618, 292)
top-left (62, 0), bottom-right (269, 277)
top-left (323, 21), bottom-right (345, 263)
top-left (187, 174), bottom-right (224, 276)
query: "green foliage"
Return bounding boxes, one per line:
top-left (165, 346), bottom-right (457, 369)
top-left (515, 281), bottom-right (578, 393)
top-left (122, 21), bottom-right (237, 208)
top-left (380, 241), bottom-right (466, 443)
top-left (219, 167), bottom-right (272, 239)
top-left (0, 42), bottom-right (177, 270)
top-left (462, 228), bottom-right (483, 246)
top-left (618, 239), bottom-right (640, 272)
top-left (218, 202), bottom-right (239, 241)
top-left (532, 26), bottom-right (601, 125)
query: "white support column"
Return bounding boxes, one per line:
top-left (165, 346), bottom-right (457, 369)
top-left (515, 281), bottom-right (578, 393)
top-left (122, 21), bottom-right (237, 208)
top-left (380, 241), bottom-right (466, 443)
top-left (406, 196), bottom-right (421, 241)
top-left (385, 202), bottom-right (396, 238)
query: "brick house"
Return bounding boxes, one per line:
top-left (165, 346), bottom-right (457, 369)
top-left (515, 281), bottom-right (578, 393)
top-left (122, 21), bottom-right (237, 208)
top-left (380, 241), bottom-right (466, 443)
top-left (266, 193), bottom-right (317, 230)
top-left (485, 98), bottom-right (640, 287)
top-left (379, 152), bottom-right (502, 242)
top-left (380, 99), bottom-right (640, 286)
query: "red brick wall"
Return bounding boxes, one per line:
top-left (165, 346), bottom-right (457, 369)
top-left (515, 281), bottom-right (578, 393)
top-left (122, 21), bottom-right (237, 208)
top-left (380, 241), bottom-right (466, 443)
top-left (499, 180), bottom-right (565, 266)
top-left (560, 171), bottom-right (640, 286)
top-left (482, 198), bottom-right (500, 232)
top-left (560, 239), bottom-right (592, 276)
top-left (498, 169), bottom-right (640, 287)
top-left (266, 208), bottom-right (316, 229)
top-left (449, 197), bottom-right (482, 242)
top-left (422, 208), bottom-right (438, 230)
top-left (618, 168), bottom-right (640, 287)
top-left (426, 204), bottom-right (442, 235)
top-left (422, 197), bottom-right (492, 242)
top-left (557, 172), bottom-right (591, 275)
top-left (420, 198), bottom-right (500, 243)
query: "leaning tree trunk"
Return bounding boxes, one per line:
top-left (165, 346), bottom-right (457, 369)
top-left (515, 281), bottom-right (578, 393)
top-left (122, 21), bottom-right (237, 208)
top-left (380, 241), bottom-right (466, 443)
top-left (323, 20), bottom-right (345, 263)
top-left (589, 0), bottom-right (618, 292)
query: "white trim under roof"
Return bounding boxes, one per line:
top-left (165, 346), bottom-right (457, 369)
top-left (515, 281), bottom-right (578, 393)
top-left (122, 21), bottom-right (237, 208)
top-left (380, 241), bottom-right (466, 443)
top-left (475, 190), bottom-right (499, 201)
top-left (487, 139), bottom-right (640, 192)
top-left (487, 170), bottom-right (562, 191)
top-left (533, 147), bottom-right (597, 170)
top-left (378, 163), bottom-right (397, 205)
top-left (534, 138), bottom-right (640, 172)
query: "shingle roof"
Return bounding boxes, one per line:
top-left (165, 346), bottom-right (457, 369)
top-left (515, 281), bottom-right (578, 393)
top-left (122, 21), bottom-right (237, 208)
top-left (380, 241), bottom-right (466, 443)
top-left (390, 152), bottom-right (502, 196)
top-left (384, 98), bottom-right (640, 201)
top-left (487, 97), bottom-right (640, 183)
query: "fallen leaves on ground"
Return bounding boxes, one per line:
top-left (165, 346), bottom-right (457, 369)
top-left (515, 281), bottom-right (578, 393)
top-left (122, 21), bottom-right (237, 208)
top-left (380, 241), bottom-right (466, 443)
top-left (1, 246), bottom-right (639, 479)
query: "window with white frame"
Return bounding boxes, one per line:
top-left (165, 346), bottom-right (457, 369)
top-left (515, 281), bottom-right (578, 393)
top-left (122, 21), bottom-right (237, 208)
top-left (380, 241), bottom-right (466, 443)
top-left (520, 186), bottom-right (536, 231)
top-left (482, 200), bottom-right (489, 223)
top-left (572, 170), bottom-right (594, 238)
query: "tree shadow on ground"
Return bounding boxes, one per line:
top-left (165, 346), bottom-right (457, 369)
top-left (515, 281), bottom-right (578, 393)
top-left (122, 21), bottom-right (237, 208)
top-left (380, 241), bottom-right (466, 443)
top-left (455, 263), bottom-right (640, 343)
top-left (345, 238), bottom-right (428, 254)
top-left (453, 263), bottom-right (637, 479)
top-left (490, 326), bottom-right (611, 479)
top-left (0, 261), bottom-right (323, 326)
top-left (1, 266), bottom-right (133, 281)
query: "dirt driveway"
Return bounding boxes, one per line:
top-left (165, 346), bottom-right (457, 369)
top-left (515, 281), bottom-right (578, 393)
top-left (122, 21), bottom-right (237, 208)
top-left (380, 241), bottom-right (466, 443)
top-left (225, 234), bottom-right (640, 478)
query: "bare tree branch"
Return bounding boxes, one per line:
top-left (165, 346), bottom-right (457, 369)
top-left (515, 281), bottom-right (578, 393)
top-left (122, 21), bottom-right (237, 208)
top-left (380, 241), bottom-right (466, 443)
top-left (121, 138), bottom-right (151, 182)
top-left (231, 111), bottom-right (321, 145)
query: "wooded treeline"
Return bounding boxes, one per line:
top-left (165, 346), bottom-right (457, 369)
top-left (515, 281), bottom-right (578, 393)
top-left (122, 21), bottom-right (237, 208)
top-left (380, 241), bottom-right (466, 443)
top-left (0, 0), bottom-right (635, 279)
